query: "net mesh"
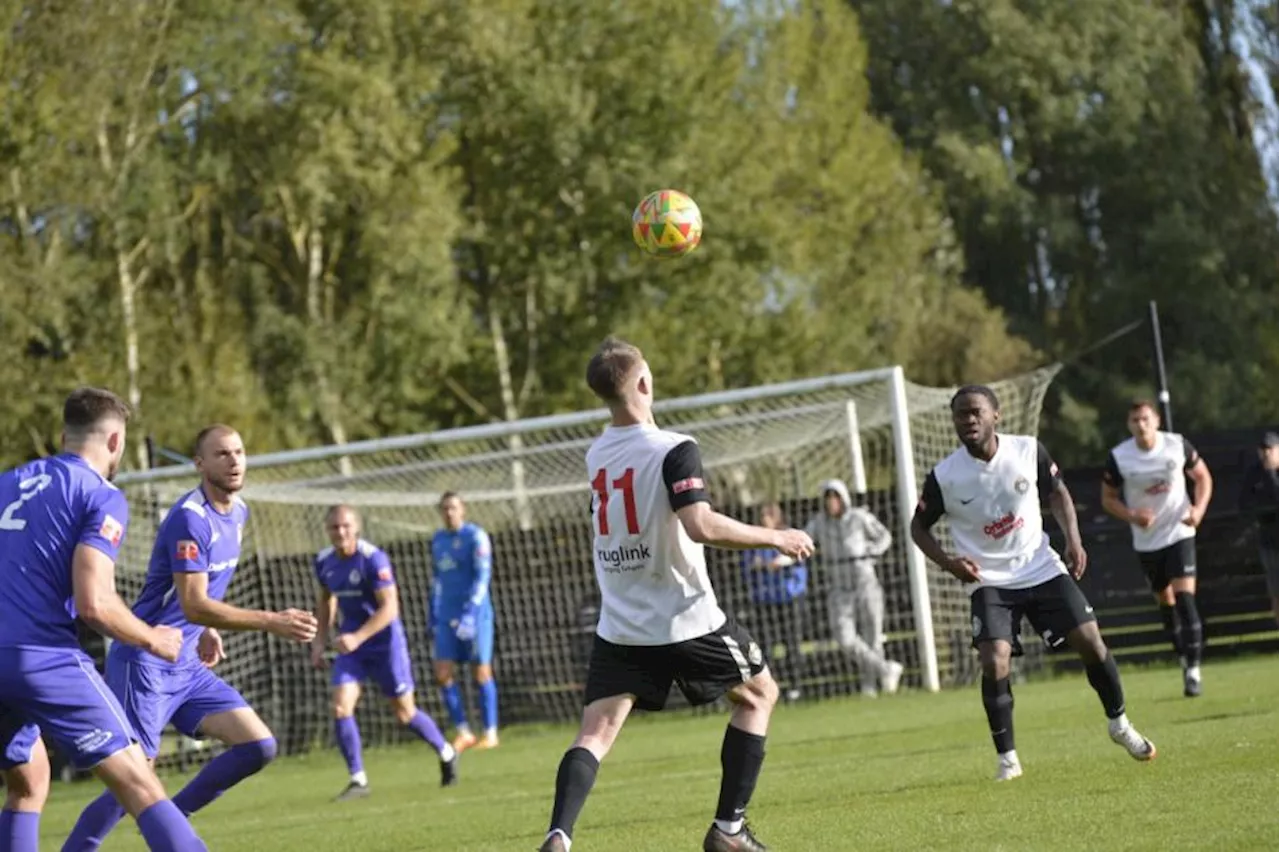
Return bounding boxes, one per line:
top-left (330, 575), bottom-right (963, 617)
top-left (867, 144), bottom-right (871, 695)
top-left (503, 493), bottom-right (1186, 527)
top-left (112, 364), bottom-right (1061, 762)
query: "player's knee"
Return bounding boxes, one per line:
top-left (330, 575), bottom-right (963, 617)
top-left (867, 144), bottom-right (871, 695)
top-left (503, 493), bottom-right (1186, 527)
top-left (3, 766), bottom-right (49, 811)
top-left (978, 646), bottom-right (1012, 680)
top-left (473, 665), bottom-right (493, 684)
top-left (729, 672), bottom-right (778, 712)
top-left (392, 703), bottom-right (417, 726)
top-left (247, 737), bottom-right (279, 769)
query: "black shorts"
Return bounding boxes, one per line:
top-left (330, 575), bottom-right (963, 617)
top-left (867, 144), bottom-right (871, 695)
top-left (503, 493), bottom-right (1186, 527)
top-left (583, 618), bottom-right (768, 711)
top-left (1137, 538), bottom-right (1197, 593)
top-left (970, 574), bottom-right (1097, 655)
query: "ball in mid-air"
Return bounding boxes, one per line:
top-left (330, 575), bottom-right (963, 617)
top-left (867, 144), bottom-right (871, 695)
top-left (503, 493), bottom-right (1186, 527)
top-left (632, 189), bottom-right (702, 257)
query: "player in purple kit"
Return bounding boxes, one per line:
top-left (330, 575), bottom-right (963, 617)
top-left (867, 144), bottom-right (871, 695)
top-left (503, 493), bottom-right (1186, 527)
top-left (63, 425), bottom-right (318, 851)
top-left (0, 388), bottom-right (208, 852)
top-left (310, 505), bottom-right (458, 800)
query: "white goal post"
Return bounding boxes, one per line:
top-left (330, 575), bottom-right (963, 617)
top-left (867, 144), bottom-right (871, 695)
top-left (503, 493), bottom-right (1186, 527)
top-left (110, 362), bottom-right (1060, 756)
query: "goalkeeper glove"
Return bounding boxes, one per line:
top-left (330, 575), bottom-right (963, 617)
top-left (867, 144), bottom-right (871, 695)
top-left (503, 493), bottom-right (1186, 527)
top-left (455, 602), bottom-right (479, 641)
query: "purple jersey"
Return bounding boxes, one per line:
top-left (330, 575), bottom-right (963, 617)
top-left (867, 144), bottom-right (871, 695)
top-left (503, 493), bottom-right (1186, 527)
top-left (0, 454), bottom-right (129, 649)
top-left (123, 487), bottom-right (250, 668)
top-left (314, 539), bottom-right (403, 648)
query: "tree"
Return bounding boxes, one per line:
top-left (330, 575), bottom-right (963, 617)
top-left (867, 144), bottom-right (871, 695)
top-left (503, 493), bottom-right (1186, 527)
top-left (849, 0), bottom-right (1278, 459)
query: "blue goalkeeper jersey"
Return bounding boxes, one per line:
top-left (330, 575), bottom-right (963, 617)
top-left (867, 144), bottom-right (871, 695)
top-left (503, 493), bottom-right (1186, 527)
top-left (430, 522), bottom-right (492, 622)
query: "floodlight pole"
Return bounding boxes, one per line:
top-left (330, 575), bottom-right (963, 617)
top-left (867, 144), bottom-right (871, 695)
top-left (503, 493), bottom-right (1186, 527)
top-left (1148, 301), bottom-right (1174, 429)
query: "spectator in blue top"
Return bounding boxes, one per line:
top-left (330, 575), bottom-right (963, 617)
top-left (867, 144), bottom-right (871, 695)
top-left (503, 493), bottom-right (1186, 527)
top-left (740, 502), bottom-right (808, 701)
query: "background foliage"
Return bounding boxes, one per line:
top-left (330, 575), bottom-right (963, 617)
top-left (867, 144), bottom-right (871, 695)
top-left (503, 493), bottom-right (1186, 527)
top-left (1, 0), bottom-right (1274, 469)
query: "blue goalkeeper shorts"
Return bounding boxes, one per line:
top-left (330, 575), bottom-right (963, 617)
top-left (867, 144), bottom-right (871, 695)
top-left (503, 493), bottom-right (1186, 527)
top-left (432, 605), bottom-right (495, 665)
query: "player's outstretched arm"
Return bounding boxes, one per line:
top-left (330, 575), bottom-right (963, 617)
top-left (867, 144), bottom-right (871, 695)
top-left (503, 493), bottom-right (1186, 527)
top-left (676, 502), bottom-right (813, 558)
top-left (174, 572), bottom-right (318, 642)
top-left (72, 545), bottom-right (182, 661)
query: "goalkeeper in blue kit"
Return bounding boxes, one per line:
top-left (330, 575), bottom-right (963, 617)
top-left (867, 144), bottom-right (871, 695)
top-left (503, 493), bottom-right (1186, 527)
top-left (431, 492), bottom-right (499, 751)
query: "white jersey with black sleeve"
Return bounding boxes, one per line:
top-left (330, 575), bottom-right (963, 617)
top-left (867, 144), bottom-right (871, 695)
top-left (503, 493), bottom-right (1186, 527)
top-left (1104, 432), bottom-right (1200, 553)
top-left (586, 423), bottom-right (726, 646)
top-left (915, 433), bottom-right (1067, 592)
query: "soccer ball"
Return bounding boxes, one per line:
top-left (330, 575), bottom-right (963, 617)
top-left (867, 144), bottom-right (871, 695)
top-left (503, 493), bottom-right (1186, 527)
top-left (632, 189), bottom-right (703, 257)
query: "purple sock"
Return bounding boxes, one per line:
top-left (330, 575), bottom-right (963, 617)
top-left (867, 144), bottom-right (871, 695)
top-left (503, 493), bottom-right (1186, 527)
top-left (135, 801), bottom-right (207, 852)
top-left (405, 709), bottom-right (447, 753)
top-left (60, 790), bottom-right (126, 852)
top-left (0, 809), bottom-right (39, 852)
top-left (172, 738), bottom-right (277, 816)
top-left (335, 716), bottom-right (364, 775)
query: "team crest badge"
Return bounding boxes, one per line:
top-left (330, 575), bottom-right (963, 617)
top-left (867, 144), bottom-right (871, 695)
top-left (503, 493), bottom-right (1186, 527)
top-left (1166, 458), bottom-right (1178, 471)
top-left (1014, 477), bottom-right (1030, 495)
top-left (348, 569), bottom-right (361, 585)
top-left (747, 642), bottom-right (763, 667)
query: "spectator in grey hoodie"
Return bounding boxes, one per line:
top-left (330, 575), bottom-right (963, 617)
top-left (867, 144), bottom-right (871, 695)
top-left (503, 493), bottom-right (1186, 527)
top-left (804, 479), bottom-right (904, 696)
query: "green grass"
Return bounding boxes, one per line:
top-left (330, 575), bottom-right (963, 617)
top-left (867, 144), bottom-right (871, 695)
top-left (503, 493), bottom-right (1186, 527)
top-left (38, 656), bottom-right (1279, 851)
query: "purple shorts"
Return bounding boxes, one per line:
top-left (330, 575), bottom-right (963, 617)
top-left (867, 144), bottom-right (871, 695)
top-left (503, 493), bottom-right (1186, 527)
top-left (0, 646), bottom-right (136, 770)
top-left (106, 645), bottom-right (248, 759)
top-left (332, 635), bottom-right (415, 698)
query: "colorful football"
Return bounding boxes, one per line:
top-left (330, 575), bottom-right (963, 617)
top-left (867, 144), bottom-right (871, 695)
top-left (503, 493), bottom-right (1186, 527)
top-left (632, 190), bottom-right (703, 257)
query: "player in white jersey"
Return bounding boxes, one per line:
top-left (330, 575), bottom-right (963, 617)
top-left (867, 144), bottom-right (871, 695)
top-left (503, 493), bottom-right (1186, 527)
top-left (910, 386), bottom-right (1156, 782)
top-left (1101, 400), bottom-right (1214, 698)
top-left (538, 338), bottom-right (813, 852)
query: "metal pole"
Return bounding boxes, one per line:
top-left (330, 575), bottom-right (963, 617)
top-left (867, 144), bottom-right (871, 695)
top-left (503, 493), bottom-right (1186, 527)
top-left (889, 366), bottom-right (940, 692)
top-left (844, 400), bottom-right (868, 496)
top-left (1148, 301), bottom-right (1173, 429)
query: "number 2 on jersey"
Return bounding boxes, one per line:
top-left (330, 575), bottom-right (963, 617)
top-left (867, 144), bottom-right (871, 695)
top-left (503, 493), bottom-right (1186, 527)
top-left (0, 474), bottom-right (54, 531)
top-left (591, 468), bottom-right (639, 535)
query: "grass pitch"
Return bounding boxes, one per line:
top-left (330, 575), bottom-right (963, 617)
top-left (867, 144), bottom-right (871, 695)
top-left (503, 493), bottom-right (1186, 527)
top-left (37, 655), bottom-right (1278, 851)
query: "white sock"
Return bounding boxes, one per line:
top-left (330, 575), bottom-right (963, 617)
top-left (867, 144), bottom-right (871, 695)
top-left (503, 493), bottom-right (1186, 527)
top-left (484, 727), bottom-right (498, 740)
top-left (439, 743), bottom-right (456, 761)
top-left (1109, 713), bottom-right (1130, 731)
top-left (998, 749), bottom-right (1019, 764)
top-left (714, 819), bottom-right (744, 835)
top-left (545, 829), bottom-right (571, 850)
top-left (351, 770), bottom-right (368, 786)
top-left (1187, 665), bottom-right (1201, 680)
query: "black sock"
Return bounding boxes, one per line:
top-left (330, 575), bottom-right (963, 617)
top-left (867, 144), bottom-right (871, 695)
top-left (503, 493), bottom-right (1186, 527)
top-left (1174, 592), bottom-right (1203, 667)
top-left (1084, 652), bottom-right (1126, 719)
top-left (549, 747), bottom-right (599, 838)
top-left (980, 676), bottom-right (1015, 754)
top-left (1159, 604), bottom-right (1182, 659)
top-left (715, 725), bottom-right (767, 824)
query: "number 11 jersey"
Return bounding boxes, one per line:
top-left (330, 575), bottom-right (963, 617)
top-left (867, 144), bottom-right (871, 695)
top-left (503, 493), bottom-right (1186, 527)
top-left (586, 423), bottom-right (725, 646)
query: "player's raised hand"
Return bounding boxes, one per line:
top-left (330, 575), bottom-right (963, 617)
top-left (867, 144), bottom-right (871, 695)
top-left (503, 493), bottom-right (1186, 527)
top-left (1131, 508), bottom-right (1157, 529)
top-left (334, 632), bottom-right (363, 655)
top-left (197, 628), bottom-right (226, 668)
top-left (943, 555), bottom-right (982, 584)
top-left (271, 608), bottom-right (319, 642)
top-left (1064, 539), bottom-right (1089, 579)
top-left (147, 625), bottom-right (185, 663)
top-left (773, 528), bottom-right (814, 560)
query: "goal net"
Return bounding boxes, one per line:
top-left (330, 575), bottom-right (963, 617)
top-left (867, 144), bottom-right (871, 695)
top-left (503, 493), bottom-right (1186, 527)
top-left (112, 363), bottom-right (1060, 763)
